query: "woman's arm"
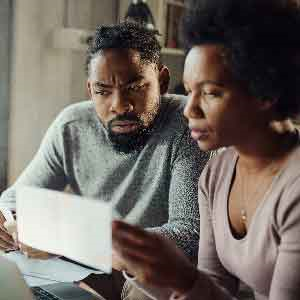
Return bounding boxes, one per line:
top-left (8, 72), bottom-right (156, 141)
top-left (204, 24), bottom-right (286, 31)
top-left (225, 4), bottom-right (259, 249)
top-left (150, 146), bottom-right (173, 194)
top-left (269, 179), bottom-right (300, 300)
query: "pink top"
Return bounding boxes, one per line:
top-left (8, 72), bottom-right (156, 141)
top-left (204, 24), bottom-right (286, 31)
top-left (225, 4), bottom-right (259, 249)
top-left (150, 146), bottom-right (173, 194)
top-left (186, 139), bottom-right (300, 300)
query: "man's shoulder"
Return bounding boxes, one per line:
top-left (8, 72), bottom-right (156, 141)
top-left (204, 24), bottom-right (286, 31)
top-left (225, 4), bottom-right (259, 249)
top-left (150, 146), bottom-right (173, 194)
top-left (54, 100), bottom-right (96, 128)
top-left (161, 94), bottom-right (187, 113)
top-left (159, 94), bottom-right (188, 132)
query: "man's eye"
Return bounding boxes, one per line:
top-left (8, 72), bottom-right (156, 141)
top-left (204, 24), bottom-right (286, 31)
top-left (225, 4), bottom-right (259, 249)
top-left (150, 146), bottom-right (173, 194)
top-left (95, 90), bottom-right (110, 96)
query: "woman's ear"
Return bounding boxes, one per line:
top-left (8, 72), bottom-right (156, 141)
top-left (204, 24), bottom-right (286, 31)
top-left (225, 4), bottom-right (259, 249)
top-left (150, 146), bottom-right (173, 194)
top-left (158, 65), bottom-right (170, 95)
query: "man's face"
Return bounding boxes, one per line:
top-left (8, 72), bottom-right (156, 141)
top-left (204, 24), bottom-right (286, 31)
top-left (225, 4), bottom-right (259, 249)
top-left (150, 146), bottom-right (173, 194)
top-left (87, 49), bottom-right (168, 153)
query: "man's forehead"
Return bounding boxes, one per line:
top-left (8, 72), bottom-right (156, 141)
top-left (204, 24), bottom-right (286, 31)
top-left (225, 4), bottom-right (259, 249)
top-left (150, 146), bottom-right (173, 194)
top-left (94, 74), bottom-right (145, 87)
top-left (89, 49), bottom-right (157, 83)
top-left (95, 48), bottom-right (143, 66)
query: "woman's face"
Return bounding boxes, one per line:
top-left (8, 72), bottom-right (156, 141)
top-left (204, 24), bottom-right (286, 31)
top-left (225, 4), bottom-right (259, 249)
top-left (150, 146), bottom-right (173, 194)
top-left (183, 45), bottom-right (262, 151)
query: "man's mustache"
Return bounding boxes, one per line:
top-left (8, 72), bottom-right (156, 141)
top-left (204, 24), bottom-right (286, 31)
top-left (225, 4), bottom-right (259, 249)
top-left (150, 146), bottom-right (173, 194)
top-left (108, 113), bottom-right (141, 127)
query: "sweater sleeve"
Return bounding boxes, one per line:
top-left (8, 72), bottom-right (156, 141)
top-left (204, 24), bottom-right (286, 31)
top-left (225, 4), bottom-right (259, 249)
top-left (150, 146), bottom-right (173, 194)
top-left (0, 115), bottom-right (68, 212)
top-left (149, 129), bottom-right (212, 263)
top-left (269, 177), bottom-right (300, 300)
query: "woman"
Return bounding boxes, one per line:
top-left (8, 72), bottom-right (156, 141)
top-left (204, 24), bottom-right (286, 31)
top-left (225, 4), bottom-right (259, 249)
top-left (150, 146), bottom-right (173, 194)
top-left (113, 0), bottom-right (300, 299)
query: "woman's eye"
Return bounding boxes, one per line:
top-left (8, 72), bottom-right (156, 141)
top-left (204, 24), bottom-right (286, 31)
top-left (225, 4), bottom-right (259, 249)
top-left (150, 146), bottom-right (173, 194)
top-left (202, 91), bottom-right (223, 99)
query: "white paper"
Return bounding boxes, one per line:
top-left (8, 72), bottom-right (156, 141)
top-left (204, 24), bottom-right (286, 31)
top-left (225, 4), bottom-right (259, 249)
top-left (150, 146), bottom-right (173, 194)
top-left (2, 251), bottom-right (103, 287)
top-left (16, 186), bottom-right (112, 273)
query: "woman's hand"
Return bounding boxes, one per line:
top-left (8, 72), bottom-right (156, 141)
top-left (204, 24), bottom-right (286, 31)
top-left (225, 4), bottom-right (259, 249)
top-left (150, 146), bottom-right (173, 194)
top-left (112, 249), bottom-right (127, 271)
top-left (112, 220), bottom-right (198, 294)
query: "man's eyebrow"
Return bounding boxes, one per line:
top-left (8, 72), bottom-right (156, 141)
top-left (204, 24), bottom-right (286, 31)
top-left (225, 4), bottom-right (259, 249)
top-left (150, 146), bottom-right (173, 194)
top-left (94, 82), bottom-right (113, 88)
top-left (94, 76), bottom-right (145, 88)
top-left (124, 75), bottom-right (145, 86)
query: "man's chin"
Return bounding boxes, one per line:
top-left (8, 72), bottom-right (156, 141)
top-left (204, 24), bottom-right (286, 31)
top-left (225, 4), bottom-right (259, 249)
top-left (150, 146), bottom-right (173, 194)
top-left (108, 128), bottom-right (152, 154)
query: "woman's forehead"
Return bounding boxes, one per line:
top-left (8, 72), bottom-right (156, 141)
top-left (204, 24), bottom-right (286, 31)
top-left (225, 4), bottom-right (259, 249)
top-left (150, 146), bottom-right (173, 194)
top-left (183, 45), bottom-right (230, 86)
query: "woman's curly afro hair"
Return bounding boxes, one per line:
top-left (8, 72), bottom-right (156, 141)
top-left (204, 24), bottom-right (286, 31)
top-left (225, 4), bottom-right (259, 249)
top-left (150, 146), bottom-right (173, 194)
top-left (182, 0), bottom-right (300, 119)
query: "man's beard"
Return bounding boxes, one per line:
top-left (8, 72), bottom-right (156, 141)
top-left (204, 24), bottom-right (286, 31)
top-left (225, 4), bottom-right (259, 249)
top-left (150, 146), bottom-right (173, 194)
top-left (107, 112), bottom-right (155, 154)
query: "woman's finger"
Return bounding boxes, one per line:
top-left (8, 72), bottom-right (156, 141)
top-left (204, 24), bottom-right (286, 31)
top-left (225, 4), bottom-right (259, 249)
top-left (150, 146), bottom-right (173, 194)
top-left (112, 221), bottom-right (157, 250)
top-left (116, 249), bottom-right (164, 285)
top-left (113, 230), bottom-right (152, 251)
top-left (114, 240), bottom-right (155, 264)
top-left (113, 221), bottom-right (150, 241)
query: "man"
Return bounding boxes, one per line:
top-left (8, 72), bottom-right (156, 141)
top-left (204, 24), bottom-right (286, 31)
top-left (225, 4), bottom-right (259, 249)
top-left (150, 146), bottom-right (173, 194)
top-left (0, 22), bottom-right (210, 298)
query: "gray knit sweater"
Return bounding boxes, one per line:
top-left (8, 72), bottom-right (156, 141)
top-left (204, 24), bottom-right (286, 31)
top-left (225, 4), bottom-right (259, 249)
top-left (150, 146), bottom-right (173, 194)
top-left (0, 95), bottom-right (210, 261)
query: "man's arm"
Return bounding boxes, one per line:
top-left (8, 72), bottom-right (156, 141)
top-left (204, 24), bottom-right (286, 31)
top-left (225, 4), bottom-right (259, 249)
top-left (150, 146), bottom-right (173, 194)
top-left (149, 129), bottom-right (212, 262)
top-left (0, 114), bottom-right (68, 213)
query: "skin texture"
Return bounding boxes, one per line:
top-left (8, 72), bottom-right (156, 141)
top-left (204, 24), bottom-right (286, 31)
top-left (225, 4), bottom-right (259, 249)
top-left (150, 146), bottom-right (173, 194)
top-left (87, 48), bottom-right (169, 136)
top-left (183, 45), bottom-right (266, 152)
top-left (112, 44), bottom-right (298, 294)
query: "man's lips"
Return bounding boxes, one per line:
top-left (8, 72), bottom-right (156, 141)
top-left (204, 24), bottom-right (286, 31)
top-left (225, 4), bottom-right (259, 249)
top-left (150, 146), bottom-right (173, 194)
top-left (112, 120), bottom-right (138, 126)
top-left (111, 121), bottom-right (139, 133)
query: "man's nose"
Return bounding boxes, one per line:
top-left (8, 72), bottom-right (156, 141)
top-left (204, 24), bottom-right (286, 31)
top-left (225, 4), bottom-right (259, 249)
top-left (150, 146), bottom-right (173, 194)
top-left (110, 91), bottom-right (133, 114)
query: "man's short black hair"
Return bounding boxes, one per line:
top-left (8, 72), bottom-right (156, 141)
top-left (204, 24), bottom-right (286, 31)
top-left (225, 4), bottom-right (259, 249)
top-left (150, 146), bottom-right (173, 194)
top-left (182, 0), bottom-right (300, 119)
top-left (86, 22), bottom-right (161, 76)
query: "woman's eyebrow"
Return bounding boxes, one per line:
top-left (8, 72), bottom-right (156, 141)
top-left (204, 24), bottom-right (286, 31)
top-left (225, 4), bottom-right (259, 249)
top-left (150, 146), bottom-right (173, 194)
top-left (198, 80), bottom-right (225, 88)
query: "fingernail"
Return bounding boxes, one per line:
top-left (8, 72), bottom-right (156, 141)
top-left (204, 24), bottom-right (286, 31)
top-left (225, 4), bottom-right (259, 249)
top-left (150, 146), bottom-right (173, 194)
top-left (24, 251), bottom-right (28, 257)
top-left (12, 232), bottom-right (17, 242)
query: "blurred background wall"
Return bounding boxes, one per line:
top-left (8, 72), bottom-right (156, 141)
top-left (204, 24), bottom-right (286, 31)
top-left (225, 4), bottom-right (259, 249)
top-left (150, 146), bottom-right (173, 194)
top-left (0, 0), bottom-right (11, 191)
top-left (8, 0), bottom-right (118, 184)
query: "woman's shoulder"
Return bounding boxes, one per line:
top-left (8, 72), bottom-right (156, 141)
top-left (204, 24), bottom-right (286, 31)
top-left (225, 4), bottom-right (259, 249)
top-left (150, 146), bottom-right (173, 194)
top-left (201, 147), bottom-right (237, 180)
top-left (272, 143), bottom-right (300, 232)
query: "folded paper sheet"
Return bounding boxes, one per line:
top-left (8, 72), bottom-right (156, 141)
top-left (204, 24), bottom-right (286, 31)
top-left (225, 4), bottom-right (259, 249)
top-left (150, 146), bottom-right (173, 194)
top-left (2, 251), bottom-right (104, 286)
top-left (16, 186), bottom-right (112, 273)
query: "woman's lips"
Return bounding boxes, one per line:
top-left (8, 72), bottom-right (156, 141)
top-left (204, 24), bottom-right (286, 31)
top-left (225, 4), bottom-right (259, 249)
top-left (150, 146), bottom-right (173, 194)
top-left (190, 128), bottom-right (210, 140)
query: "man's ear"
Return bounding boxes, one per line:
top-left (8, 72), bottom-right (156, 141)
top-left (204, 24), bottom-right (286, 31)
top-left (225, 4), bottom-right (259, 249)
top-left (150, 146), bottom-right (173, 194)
top-left (86, 80), bottom-right (93, 99)
top-left (158, 65), bottom-right (170, 95)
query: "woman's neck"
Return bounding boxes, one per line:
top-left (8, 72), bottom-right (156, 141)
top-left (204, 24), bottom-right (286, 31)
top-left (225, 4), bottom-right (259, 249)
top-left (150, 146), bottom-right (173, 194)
top-left (235, 120), bottom-right (298, 173)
